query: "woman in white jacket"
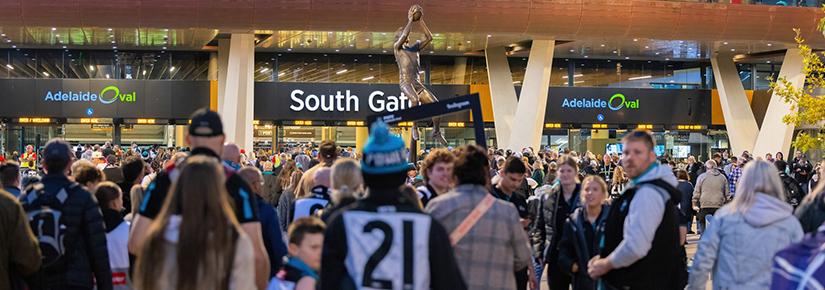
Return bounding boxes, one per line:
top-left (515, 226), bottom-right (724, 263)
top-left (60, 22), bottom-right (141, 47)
top-left (687, 160), bottom-right (803, 290)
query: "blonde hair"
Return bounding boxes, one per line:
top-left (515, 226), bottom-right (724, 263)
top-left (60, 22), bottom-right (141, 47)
top-left (612, 166), bottom-right (626, 185)
top-left (581, 175), bottom-right (608, 203)
top-left (729, 159), bottom-right (786, 213)
top-left (331, 158), bottom-right (364, 203)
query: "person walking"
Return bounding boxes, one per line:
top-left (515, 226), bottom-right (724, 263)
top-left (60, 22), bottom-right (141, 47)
top-left (1, 161), bottom-right (22, 197)
top-left (238, 166), bottom-right (289, 277)
top-left (322, 121), bottom-right (466, 290)
top-left (675, 169), bottom-right (695, 234)
top-left (132, 156), bottom-right (256, 290)
top-left (587, 130), bottom-right (683, 290)
top-left (320, 158), bottom-right (363, 222)
top-left (686, 155), bottom-right (702, 186)
top-left (426, 144), bottom-right (532, 290)
top-left (687, 160), bottom-right (803, 290)
top-left (491, 156), bottom-right (534, 290)
top-left (416, 149), bottom-right (455, 208)
top-left (0, 186), bottom-right (41, 290)
top-left (130, 109), bottom-right (269, 290)
top-left (94, 182), bottom-right (131, 290)
top-left (277, 171), bottom-right (303, 233)
top-left (534, 156), bottom-right (581, 290)
top-left (795, 160), bottom-right (825, 233)
top-left (557, 176), bottom-right (610, 290)
top-left (116, 156), bottom-right (145, 216)
top-left (19, 139), bottom-right (113, 290)
top-left (692, 159), bottom-right (730, 235)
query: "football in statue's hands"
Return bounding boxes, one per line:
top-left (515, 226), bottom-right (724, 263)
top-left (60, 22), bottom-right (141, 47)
top-left (410, 5), bottom-right (423, 21)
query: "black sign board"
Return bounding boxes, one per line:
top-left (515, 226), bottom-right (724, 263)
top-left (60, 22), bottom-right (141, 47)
top-left (254, 82), bottom-right (470, 122)
top-left (541, 87), bottom-right (711, 125)
top-left (0, 79), bottom-right (210, 119)
top-left (366, 93), bottom-right (487, 153)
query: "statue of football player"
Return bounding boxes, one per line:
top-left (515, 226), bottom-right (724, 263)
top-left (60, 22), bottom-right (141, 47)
top-left (394, 4), bottom-right (448, 145)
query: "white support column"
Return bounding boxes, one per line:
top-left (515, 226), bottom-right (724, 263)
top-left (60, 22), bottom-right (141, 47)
top-left (753, 49), bottom-right (805, 157)
top-left (510, 40), bottom-right (554, 150)
top-left (218, 34), bottom-right (255, 152)
top-left (711, 52), bottom-right (759, 156)
top-left (485, 45), bottom-right (518, 149)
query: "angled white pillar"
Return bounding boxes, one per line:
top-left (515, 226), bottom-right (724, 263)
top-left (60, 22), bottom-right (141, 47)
top-left (218, 34), bottom-right (255, 152)
top-left (510, 40), bottom-right (554, 150)
top-left (753, 49), bottom-right (805, 157)
top-left (711, 52), bottom-right (759, 156)
top-left (485, 45), bottom-right (519, 149)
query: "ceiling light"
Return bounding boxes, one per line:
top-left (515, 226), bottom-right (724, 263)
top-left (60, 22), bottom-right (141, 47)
top-left (278, 72), bottom-right (286, 77)
top-left (89, 65), bottom-right (95, 71)
top-left (513, 80), bottom-right (521, 84)
top-left (628, 75), bottom-right (652, 81)
top-left (112, 46), bottom-right (117, 49)
top-left (767, 43), bottom-right (773, 47)
top-left (5, 39), bottom-right (10, 43)
top-left (365, 38), bottom-right (370, 41)
top-left (600, 44), bottom-right (605, 47)
top-left (108, 28), bottom-right (113, 31)
top-left (382, 50), bottom-right (387, 53)
top-left (51, 27), bottom-right (57, 31)
top-left (349, 44), bottom-right (354, 47)
top-left (162, 46), bottom-right (167, 50)
top-left (260, 67), bottom-right (270, 73)
top-left (487, 34), bottom-right (492, 37)
top-left (11, 45), bottom-right (15, 48)
top-left (0, 33), bottom-right (4, 37)
top-left (142, 70), bottom-right (147, 75)
top-left (633, 38), bottom-right (638, 42)
top-left (169, 66), bottom-right (175, 72)
top-left (447, 46), bottom-right (452, 49)
top-left (573, 80), bottom-right (585, 84)
top-left (569, 49), bottom-right (575, 52)
top-left (361, 76), bottom-right (375, 81)
top-left (42, 72), bottom-right (49, 76)
top-left (163, 28), bottom-right (168, 32)
top-left (562, 74), bottom-right (584, 79)
top-left (655, 52), bottom-right (660, 55)
top-left (5, 64), bottom-right (13, 70)
top-left (665, 58), bottom-right (670, 61)
top-left (335, 49), bottom-right (340, 52)
top-left (766, 60), bottom-right (772, 64)
top-left (335, 69), bottom-right (348, 74)
top-left (612, 50), bottom-right (617, 54)
top-left (645, 46), bottom-right (649, 49)
top-left (584, 55), bottom-right (589, 58)
top-left (730, 48), bottom-right (735, 51)
top-left (59, 40), bottom-right (63, 44)
top-left (105, 74), bottom-right (110, 79)
top-left (62, 45), bottom-right (66, 49)
top-left (466, 40), bottom-right (471, 43)
top-left (55, 34), bottom-right (60, 37)
top-left (625, 56), bottom-right (630, 59)
top-left (429, 51), bottom-right (434, 54)
top-left (287, 48), bottom-right (292, 51)
top-left (111, 41), bottom-right (115, 44)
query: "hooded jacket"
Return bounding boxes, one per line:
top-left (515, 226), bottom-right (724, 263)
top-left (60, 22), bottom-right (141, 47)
top-left (693, 169), bottom-right (730, 209)
top-left (687, 193), bottom-right (803, 290)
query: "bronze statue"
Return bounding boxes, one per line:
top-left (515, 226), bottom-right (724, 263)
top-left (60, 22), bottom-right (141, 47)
top-left (394, 4), bottom-right (447, 145)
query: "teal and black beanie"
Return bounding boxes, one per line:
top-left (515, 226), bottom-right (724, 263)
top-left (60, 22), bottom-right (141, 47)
top-left (361, 121), bottom-right (408, 175)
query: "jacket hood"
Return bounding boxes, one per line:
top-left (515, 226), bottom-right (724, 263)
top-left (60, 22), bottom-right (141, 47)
top-left (706, 169), bottom-right (722, 176)
top-left (633, 162), bottom-right (678, 187)
top-left (163, 215), bottom-right (183, 243)
top-left (743, 193), bottom-right (793, 227)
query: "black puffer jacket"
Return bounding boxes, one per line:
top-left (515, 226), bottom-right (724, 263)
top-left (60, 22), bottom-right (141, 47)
top-left (20, 174), bottom-right (113, 290)
top-left (529, 183), bottom-right (581, 260)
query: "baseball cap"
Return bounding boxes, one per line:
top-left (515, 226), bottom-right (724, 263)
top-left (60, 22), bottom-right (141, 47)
top-left (43, 139), bottom-right (72, 163)
top-left (188, 108), bottom-right (224, 137)
top-left (361, 121), bottom-right (408, 174)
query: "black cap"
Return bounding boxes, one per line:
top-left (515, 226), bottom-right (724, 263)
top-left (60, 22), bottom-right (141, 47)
top-left (43, 139), bottom-right (72, 163)
top-left (188, 108), bottom-right (224, 137)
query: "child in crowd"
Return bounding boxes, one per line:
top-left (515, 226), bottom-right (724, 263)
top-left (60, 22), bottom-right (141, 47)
top-left (268, 217), bottom-right (325, 290)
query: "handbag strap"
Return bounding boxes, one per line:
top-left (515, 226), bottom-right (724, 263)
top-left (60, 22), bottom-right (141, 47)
top-left (450, 194), bottom-right (497, 246)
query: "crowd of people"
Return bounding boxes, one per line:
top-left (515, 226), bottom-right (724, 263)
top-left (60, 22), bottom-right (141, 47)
top-left (1, 108), bottom-right (825, 290)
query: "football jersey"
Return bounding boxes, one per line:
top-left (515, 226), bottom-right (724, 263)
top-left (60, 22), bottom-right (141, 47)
top-left (291, 185), bottom-right (331, 221)
top-left (343, 210), bottom-right (432, 290)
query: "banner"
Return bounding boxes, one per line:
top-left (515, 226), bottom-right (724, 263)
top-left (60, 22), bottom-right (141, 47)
top-left (0, 79), bottom-right (210, 119)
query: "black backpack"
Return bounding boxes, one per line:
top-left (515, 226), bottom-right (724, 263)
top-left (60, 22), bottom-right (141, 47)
top-left (20, 182), bottom-right (83, 272)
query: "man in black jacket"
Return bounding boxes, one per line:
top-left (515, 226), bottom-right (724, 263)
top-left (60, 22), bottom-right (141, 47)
top-left (321, 121), bottom-right (466, 290)
top-left (19, 139), bottom-right (113, 290)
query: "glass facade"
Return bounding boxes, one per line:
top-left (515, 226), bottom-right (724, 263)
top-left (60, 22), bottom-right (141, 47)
top-left (0, 49), bottom-right (210, 80)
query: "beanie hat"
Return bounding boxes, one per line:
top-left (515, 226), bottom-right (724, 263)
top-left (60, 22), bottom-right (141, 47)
top-left (361, 121), bottom-right (408, 175)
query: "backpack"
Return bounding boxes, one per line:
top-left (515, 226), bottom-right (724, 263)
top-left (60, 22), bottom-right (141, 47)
top-left (20, 182), bottom-right (82, 272)
top-left (771, 226), bottom-right (825, 290)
